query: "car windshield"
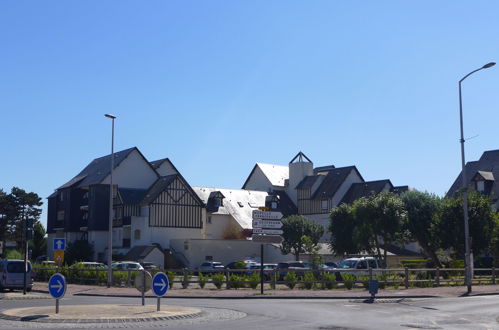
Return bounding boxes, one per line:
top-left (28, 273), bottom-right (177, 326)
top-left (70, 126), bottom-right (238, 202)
top-left (338, 260), bottom-right (357, 269)
top-left (7, 262), bottom-right (30, 273)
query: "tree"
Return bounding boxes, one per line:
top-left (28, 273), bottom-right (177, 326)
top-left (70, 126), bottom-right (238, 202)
top-left (439, 191), bottom-right (495, 259)
top-left (302, 235), bottom-right (323, 269)
top-left (491, 213), bottom-right (499, 267)
top-left (31, 222), bottom-right (47, 260)
top-left (401, 190), bottom-right (442, 267)
top-left (351, 192), bottom-right (406, 266)
top-left (65, 240), bottom-right (95, 265)
top-left (329, 203), bottom-right (364, 255)
top-left (281, 215), bottom-right (324, 261)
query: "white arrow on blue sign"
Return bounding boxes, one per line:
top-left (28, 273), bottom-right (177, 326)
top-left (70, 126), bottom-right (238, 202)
top-left (48, 273), bottom-right (66, 299)
top-left (53, 238), bottom-right (65, 251)
top-left (152, 272), bottom-right (169, 297)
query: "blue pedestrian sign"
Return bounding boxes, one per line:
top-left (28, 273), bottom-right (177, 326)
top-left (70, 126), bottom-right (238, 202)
top-left (53, 238), bottom-right (65, 251)
top-left (152, 272), bottom-right (169, 297)
top-left (48, 273), bottom-right (66, 299)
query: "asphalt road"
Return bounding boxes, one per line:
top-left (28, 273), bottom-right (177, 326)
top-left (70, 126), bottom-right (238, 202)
top-left (0, 295), bottom-right (498, 329)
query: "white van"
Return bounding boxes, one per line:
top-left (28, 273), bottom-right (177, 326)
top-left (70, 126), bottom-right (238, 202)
top-left (336, 257), bottom-right (381, 279)
top-left (0, 259), bottom-right (33, 292)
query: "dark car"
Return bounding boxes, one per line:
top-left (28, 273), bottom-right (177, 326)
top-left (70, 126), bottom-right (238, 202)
top-left (226, 261), bottom-right (257, 275)
top-left (249, 263), bottom-right (277, 280)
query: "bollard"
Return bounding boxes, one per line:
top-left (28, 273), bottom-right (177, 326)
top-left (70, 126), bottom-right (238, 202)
top-left (225, 269), bottom-right (230, 289)
top-left (435, 267), bottom-right (440, 287)
top-left (492, 267), bottom-right (496, 285)
top-left (141, 270), bottom-right (145, 306)
top-left (404, 267), bottom-right (409, 289)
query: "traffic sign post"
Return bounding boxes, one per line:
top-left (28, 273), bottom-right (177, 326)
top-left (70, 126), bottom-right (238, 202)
top-left (53, 238), bottom-right (66, 251)
top-left (54, 250), bottom-right (64, 264)
top-left (152, 272), bottom-right (169, 311)
top-left (48, 273), bottom-right (66, 314)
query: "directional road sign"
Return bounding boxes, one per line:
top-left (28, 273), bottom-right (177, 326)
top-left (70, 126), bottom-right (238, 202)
top-left (54, 250), bottom-right (64, 264)
top-left (48, 273), bottom-right (66, 299)
top-left (252, 228), bottom-right (283, 235)
top-left (53, 238), bottom-right (65, 251)
top-left (252, 210), bottom-right (283, 220)
top-left (252, 219), bottom-right (283, 229)
top-left (152, 272), bottom-right (169, 297)
top-left (252, 234), bottom-right (284, 244)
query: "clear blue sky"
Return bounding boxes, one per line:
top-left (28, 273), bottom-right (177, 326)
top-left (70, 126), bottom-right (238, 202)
top-left (1, 1), bottom-right (498, 228)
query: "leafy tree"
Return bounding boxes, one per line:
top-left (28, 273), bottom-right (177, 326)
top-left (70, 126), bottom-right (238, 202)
top-left (401, 190), bottom-right (442, 268)
top-left (351, 192), bottom-right (406, 266)
top-left (329, 203), bottom-right (364, 255)
top-left (439, 191), bottom-right (495, 258)
top-left (491, 213), bottom-right (499, 267)
top-left (281, 215), bottom-right (324, 261)
top-left (302, 235), bottom-right (323, 269)
top-left (65, 240), bottom-right (95, 265)
top-left (31, 222), bottom-right (47, 260)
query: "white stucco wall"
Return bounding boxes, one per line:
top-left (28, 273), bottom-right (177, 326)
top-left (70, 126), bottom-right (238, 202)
top-left (88, 231), bottom-right (109, 261)
top-left (331, 170), bottom-right (364, 207)
top-left (304, 213), bottom-right (331, 243)
top-left (243, 166), bottom-right (273, 191)
top-left (170, 239), bottom-right (294, 268)
top-left (102, 149), bottom-right (158, 189)
top-left (155, 161), bottom-right (178, 177)
top-left (131, 216), bottom-right (203, 250)
top-left (204, 214), bottom-right (233, 239)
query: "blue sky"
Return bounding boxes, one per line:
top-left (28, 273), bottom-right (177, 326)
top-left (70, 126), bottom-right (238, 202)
top-left (1, 1), bottom-right (498, 228)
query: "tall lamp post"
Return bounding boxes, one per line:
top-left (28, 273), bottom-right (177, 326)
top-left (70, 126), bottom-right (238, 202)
top-left (458, 62), bottom-right (495, 294)
top-left (104, 113), bottom-right (116, 288)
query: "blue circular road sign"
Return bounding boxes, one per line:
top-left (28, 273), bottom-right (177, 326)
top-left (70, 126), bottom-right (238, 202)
top-left (48, 273), bottom-right (66, 299)
top-left (152, 272), bottom-right (169, 297)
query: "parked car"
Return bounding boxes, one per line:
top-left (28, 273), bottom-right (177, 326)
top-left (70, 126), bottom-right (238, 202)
top-left (140, 262), bottom-right (159, 271)
top-left (111, 261), bottom-right (144, 271)
top-left (277, 261), bottom-right (310, 279)
top-left (335, 257), bottom-right (380, 280)
top-left (198, 261), bottom-right (225, 274)
top-left (0, 259), bottom-right (33, 292)
top-left (249, 263), bottom-right (277, 280)
top-left (69, 262), bottom-right (107, 269)
top-left (225, 260), bottom-right (258, 275)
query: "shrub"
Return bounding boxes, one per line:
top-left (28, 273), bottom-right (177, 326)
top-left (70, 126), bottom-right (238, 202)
top-left (400, 259), bottom-right (428, 269)
top-left (303, 272), bottom-right (315, 290)
top-left (284, 271), bottom-right (298, 289)
top-left (359, 275), bottom-right (370, 290)
top-left (248, 273), bottom-right (260, 289)
top-left (5, 249), bottom-right (23, 259)
top-left (198, 273), bottom-right (207, 288)
top-left (166, 272), bottom-right (175, 289)
top-left (211, 273), bottom-right (225, 289)
top-left (323, 272), bottom-right (337, 289)
top-left (342, 273), bottom-right (356, 290)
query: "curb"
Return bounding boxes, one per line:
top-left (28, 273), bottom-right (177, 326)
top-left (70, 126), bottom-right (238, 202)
top-left (0, 310), bottom-right (203, 323)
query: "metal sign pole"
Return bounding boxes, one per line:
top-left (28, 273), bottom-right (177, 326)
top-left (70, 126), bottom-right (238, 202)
top-left (157, 297), bottom-right (160, 311)
top-left (56, 298), bottom-right (59, 314)
top-left (260, 244), bottom-right (264, 295)
top-left (141, 270), bottom-right (145, 306)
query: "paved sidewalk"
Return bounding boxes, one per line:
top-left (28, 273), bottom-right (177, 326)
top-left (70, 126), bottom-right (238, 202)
top-left (32, 282), bottom-right (499, 299)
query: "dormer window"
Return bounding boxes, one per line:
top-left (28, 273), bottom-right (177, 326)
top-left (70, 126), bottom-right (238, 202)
top-left (214, 197), bottom-right (223, 207)
top-left (208, 191), bottom-right (225, 209)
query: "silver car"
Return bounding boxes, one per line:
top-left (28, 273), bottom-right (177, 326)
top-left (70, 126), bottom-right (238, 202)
top-left (0, 259), bottom-right (33, 292)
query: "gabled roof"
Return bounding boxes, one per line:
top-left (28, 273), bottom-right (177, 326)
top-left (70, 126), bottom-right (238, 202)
top-left (311, 166), bottom-right (363, 200)
top-left (58, 147), bottom-right (152, 189)
top-left (296, 175), bottom-right (322, 189)
top-left (192, 187), bottom-right (268, 229)
top-left (474, 170), bottom-right (495, 181)
top-left (123, 245), bottom-right (163, 261)
top-left (272, 190), bottom-right (298, 216)
top-left (446, 149), bottom-right (499, 199)
top-left (141, 174), bottom-right (204, 206)
top-left (242, 163), bottom-right (289, 189)
top-left (149, 157), bottom-right (180, 174)
top-left (118, 188), bottom-right (148, 205)
top-left (340, 180), bottom-right (393, 205)
top-left (391, 185), bottom-right (409, 194)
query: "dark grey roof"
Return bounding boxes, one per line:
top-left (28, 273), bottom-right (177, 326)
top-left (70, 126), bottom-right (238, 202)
top-left (118, 188), bottom-right (148, 205)
top-left (313, 165), bottom-right (336, 174)
top-left (296, 176), bottom-right (321, 189)
top-left (124, 245), bottom-right (162, 261)
top-left (149, 158), bottom-right (169, 169)
top-left (446, 149), bottom-right (499, 199)
top-left (58, 147), bottom-right (137, 189)
top-left (391, 185), bottom-right (409, 194)
top-left (311, 166), bottom-right (362, 199)
top-left (272, 190), bottom-right (297, 216)
top-left (340, 180), bottom-right (393, 205)
top-left (141, 175), bottom-right (177, 205)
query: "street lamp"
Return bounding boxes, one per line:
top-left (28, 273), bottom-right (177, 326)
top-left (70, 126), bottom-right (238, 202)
top-left (104, 113), bottom-right (116, 288)
top-left (458, 61), bottom-right (495, 294)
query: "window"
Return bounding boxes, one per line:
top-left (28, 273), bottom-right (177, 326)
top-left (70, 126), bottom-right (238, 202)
top-left (357, 260), bottom-right (367, 269)
top-left (271, 201), bottom-right (278, 210)
top-left (134, 229), bottom-right (141, 240)
top-left (82, 212), bottom-right (88, 220)
top-left (59, 192), bottom-right (64, 202)
top-left (321, 199), bottom-right (328, 210)
top-left (214, 198), bottom-right (223, 207)
top-left (57, 211), bottom-right (65, 221)
top-left (368, 259), bottom-right (377, 269)
top-left (476, 181), bottom-right (485, 191)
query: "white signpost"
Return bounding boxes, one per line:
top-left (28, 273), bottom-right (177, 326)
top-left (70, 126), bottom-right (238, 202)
top-left (252, 210), bottom-right (284, 294)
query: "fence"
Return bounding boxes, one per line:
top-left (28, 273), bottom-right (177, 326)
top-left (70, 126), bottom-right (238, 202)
top-left (32, 266), bottom-right (497, 290)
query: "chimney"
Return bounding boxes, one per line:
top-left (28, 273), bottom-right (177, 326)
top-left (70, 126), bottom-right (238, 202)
top-left (287, 152), bottom-right (313, 205)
